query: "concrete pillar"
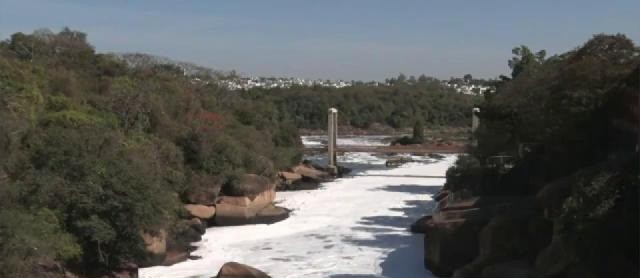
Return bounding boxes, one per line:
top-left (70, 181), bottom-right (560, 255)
top-left (472, 107), bottom-right (480, 146)
top-left (472, 107), bottom-right (480, 133)
top-left (328, 108), bottom-right (338, 169)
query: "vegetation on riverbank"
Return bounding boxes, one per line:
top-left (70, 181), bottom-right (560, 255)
top-left (0, 28), bottom-right (478, 277)
top-left (237, 76), bottom-right (481, 130)
top-left (0, 28), bottom-right (304, 277)
top-left (429, 34), bottom-right (639, 277)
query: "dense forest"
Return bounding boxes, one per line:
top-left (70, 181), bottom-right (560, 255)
top-left (240, 77), bottom-right (480, 130)
top-left (436, 34), bottom-right (639, 277)
top-left (0, 28), bottom-right (306, 277)
top-left (0, 28), bottom-right (477, 277)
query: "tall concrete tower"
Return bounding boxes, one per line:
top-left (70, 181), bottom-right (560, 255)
top-left (328, 108), bottom-right (338, 170)
top-left (472, 107), bottom-right (480, 132)
top-left (472, 107), bottom-right (480, 146)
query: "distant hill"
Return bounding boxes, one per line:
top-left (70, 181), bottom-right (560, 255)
top-left (111, 52), bottom-right (238, 80)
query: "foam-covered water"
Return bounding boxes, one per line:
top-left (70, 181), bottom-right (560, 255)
top-left (301, 135), bottom-right (397, 147)
top-left (140, 139), bottom-right (455, 278)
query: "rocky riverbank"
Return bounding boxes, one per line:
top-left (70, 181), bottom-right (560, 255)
top-left (140, 153), bottom-right (456, 277)
top-left (134, 162), bottom-right (344, 275)
top-left (412, 155), bottom-right (638, 278)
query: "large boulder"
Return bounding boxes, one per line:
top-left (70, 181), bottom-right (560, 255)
top-left (424, 196), bottom-right (540, 277)
top-left (217, 195), bottom-right (252, 207)
top-left (214, 201), bottom-right (287, 227)
top-left (424, 218), bottom-right (485, 277)
top-left (477, 216), bottom-right (546, 261)
top-left (184, 204), bottom-right (216, 220)
top-left (291, 164), bottom-right (330, 182)
top-left (248, 187), bottom-right (276, 211)
top-left (278, 171), bottom-right (302, 184)
top-left (535, 239), bottom-right (578, 277)
top-left (255, 204), bottom-right (290, 224)
top-left (216, 262), bottom-right (271, 278)
top-left (410, 215), bottom-right (432, 234)
top-left (277, 162), bottom-right (339, 190)
top-left (214, 203), bottom-right (257, 226)
top-left (214, 188), bottom-right (278, 226)
top-left (453, 215), bottom-right (551, 278)
top-left (223, 174), bottom-right (273, 197)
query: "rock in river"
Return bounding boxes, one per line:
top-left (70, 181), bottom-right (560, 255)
top-left (216, 262), bottom-right (271, 278)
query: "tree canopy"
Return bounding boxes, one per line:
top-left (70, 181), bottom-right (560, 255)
top-left (0, 28), bottom-right (302, 276)
top-left (446, 34), bottom-right (639, 276)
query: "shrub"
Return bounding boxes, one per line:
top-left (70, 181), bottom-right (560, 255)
top-left (444, 155), bottom-right (483, 193)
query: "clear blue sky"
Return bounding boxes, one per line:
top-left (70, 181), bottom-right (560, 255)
top-left (1, 0), bottom-right (638, 80)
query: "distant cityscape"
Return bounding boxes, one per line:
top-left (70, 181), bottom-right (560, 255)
top-left (442, 82), bottom-right (493, 95)
top-left (218, 77), bottom-right (356, 90)
top-left (115, 53), bottom-right (493, 95)
top-left (219, 76), bottom-right (493, 96)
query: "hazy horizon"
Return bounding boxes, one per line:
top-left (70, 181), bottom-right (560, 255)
top-left (1, 0), bottom-right (638, 81)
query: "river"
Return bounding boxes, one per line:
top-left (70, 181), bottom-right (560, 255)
top-left (140, 136), bottom-right (455, 278)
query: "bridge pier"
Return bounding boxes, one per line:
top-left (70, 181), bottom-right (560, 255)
top-left (328, 108), bottom-right (338, 174)
top-left (472, 107), bottom-right (480, 146)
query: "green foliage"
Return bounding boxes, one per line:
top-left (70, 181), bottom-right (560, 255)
top-left (558, 172), bottom-right (620, 234)
top-left (246, 78), bottom-right (480, 130)
top-left (476, 34), bottom-right (639, 162)
top-left (444, 155), bottom-right (483, 193)
top-left (443, 34), bottom-right (639, 272)
top-left (39, 110), bottom-right (116, 128)
top-left (0, 28), bottom-right (303, 274)
top-left (45, 95), bottom-right (74, 111)
top-left (508, 45), bottom-right (546, 78)
top-left (447, 34), bottom-right (639, 198)
top-left (554, 160), bottom-right (638, 267)
top-left (4, 125), bottom-right (181, 268)
top-left (0, 208), bottom-right (82, 278)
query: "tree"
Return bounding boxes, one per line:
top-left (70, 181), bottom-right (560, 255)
top-left (464, 74), bottom-right (473, 83)
top-left (8, 32), bottom-right (37, 61)
top-left (508, 45), bottom-right (546, 78)
top-left (574, 33), bottom-right (637, 64)
top-left (397, 73), bottom-right (407, 83)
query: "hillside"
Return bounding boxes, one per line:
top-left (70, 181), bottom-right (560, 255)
top-left (419, 34), bottom-right (639, 278)
top-left (0, 28), bottom-right (302, 277)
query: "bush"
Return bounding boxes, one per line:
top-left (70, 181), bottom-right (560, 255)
top-left (4, 125), bottom-right (180, 270)
top-left (0, 208), bottom-right (82, 278)
top-left (444, 155), bottom-right (483, 194)
top-left (558, 171), bottom-right (622, 237)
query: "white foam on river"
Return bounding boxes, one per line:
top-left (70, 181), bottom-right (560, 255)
top-left (140, 139), bottom-right (455, 278)
top-left (301, 135), bottom-right (396, 147)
